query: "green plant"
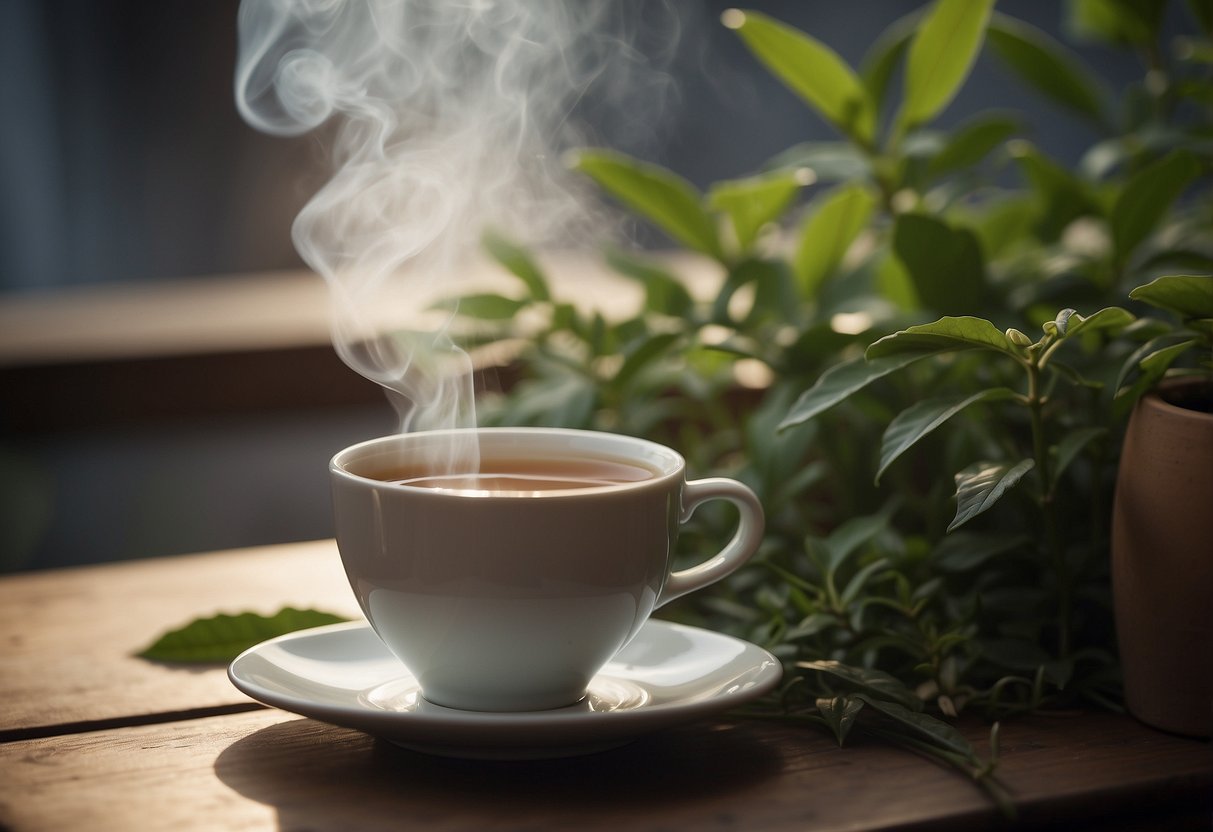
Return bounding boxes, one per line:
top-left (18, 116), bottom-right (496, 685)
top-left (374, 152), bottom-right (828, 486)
top-left (443, 0), bottom-right (1212, 803)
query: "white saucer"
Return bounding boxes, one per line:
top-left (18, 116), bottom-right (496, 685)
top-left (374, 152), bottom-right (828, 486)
top-left (228, 619), bottom-right (782, 759)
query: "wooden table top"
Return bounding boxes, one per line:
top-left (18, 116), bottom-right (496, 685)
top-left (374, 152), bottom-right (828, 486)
top-left (2, 541), bottom-right (1211, 831)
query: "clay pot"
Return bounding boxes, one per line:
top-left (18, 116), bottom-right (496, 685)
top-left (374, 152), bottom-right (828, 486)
top-left (1112, 378), bottom-right (1213, 738)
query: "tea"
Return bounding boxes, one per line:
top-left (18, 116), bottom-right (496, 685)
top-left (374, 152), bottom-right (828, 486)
top-left (377, 456), bottom-right (658, 494)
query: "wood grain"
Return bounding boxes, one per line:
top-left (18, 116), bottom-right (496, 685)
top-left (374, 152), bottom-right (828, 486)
top-left (0, 540), bottom-right (361, 732)
top-left (1, 707), bottom-right (1209, 831)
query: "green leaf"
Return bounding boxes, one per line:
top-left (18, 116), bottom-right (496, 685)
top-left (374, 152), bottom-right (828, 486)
top-left (605, 249), bottom-right (695, 318)
top-left (859, 10), bottom-right (922, 110)
top-left (986, 13), bottom-right (1106, 125)
top-left (896, 0), bottom-right (996, 132)
top-left (891, 214), bottom-right (986, 316)
top-left (877, 388), bottom-right (1017, 483)
top-left (1052, 427), bottom-right (1107, 487)
top-left (793, 183), bottom-right (878, 296)
top-left (1068, 0), bottom-right (1165, 46)
top-left (1042, 306), bottom-right (1134, 338)
top-left (1010, 141), bottom-right (1098, 241)
top-left (949, 459), bottom-right (1035, 531)
top-left (1111, 151), bottom-right (1202, 263)
top-left (866, 316), bottom-right (1016, 360)
top-left (572, 150), bottom-right (722, 259)
top-left (825, 506), bottom-right (896, 573)
top-left (934, 531), bottom-right (1031, 572)
top-left (1114, 338), bottom-right (1200, 417)
top-left (765, 141), bottom-right (872, 182)
top-left (798, 660), bottom-right (924, 711)
top-left (613, 332), bottom-right (683, 390)
top-left (840, 558), bottom-right (892, 606)
top-left (779, 350), bottom-right (946, 430)
top-left (927, 113), bottom-right (1020, 179)
top-left (1188, 0), bottom-right (1213, 35)
top-left (1129, 274), bottom-right (1213, 319)
top-left (727, 9), bottom-right (875, 143)
top-left (817, 695), bottom-right (865, 746)
top-left (482, 232), bottom-right (550, 302)
top-left (854, 695), bottom-right (976, 757)
top-left (708, 168), bottom-right (809, 253)
top-left (436, 293), bottom-right (527, 320)
top-left (138, 608), bottom-right (350, 663)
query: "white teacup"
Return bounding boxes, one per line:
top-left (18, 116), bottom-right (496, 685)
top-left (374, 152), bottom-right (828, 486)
top-left (330, 427), bottom-right (764, 712)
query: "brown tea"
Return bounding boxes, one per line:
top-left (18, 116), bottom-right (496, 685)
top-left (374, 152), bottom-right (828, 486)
top-left (374, 456), bottom-right (659, 493)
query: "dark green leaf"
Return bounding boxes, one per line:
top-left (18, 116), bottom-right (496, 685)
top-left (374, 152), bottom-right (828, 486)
top-left (482, 232), bottom-right (550, 302)
top-left (855, 695), bottom-right (976, 756)
top-left (859, 10), bottom-right (922, 109)
top-left (1129, 274), bottom-right (1213, 319)
top-left (138, 608), bottom-right (350, 663)
top-left (708, 168), bottom-right (809, 253)
top-left (727, 9), bottom-right (875, 143)
top-left (840, 558), bottom-right (892, 606)
top-left (572, 150), bottom-right (722, 259)
top-left (798, 660), bottom-right (924, 710)
top-left (794, 182), bottom-right (878, 296)
top-left (892, 214), bottom-right (987, 316)
top-left (927, 112), bottom-right (1020, 179)
top-left (1052, 427), bottom-right (1107, 487)
top-left (779, 350), bottom-right (946, 429)
top-left (1068, 0), bottom-right (1165, 46)
top-left (987, 13), bottom-right (1106, 124)
top-left (825, 506), bottom-right (897, 573)
top-left (877, 388), bottom-right (1017, 483)
top-left (787, 613), bottom-right (837, 640)
top-left (817, 695), bottom-right (865, 745)
top-left (1111, 151), bottom-right (1201, 263)
top-left (1114, 339), bottom-right (1200, 417)
top-left (934, 531), bottom-right (1032, 572)
top-left (980, 637), bottom-right (1053, 671)
top-left (896, 0), bottom-right (996, 132)
top-left (950, 459), bottom-right (1035, 531)
top-left (866, 316), bottom-right (1016, 360)
top-left (1010, 141), bottom-right (1098, 241)
top-left (1187, 0), bottom-right (1213, 35)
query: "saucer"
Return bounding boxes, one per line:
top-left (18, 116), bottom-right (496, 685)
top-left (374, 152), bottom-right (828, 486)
top-left (228, 619), bottom-right (782, 759)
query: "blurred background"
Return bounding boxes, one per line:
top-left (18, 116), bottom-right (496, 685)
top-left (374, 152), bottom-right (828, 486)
top-left (0, 0), bottom-right (1147, 571)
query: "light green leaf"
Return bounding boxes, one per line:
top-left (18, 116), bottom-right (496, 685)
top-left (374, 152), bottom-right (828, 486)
top-left (1043, 306), bottom-right (1134, 338)
top-left (709, 168), bottom-right (809, 253)
top-left (854, 695), bottom-right (976, 757)
top-left (891, 214), bottom-right (986, 316)
top-left (877, 388), bottom-right (1017, 483)
top-left (1111, 151), bottom-right (1201, 263)
top-left (987, 13), bottom-right (1106, 124)
top-left (798, 660), bottom-right (923, 711)
top-left (817, 695), bottom-right (865, 746)
top-left (927, 112), bottom-right (1020, 179)
top-left (482, 232), bottom-right (550, 302)
top-left (793, 183), bottom-right (878, 296)
top-left (765, 141), bottom-right (872, 182)
top-left (896, 0), bottom-right (996, 132)
top-left (436, 293), bottom-right (527, 320)
top-left (727, 9), bottom-right (875, 143)
top-left (572, 150), bottom-right (722, 259)
top-left (1129, 274), bottom-right (1213, 319)
top-left (949, 459), bottom-right (1035, 531)
top-left (605, 249), bottom-right (695, 318)
top-left (866, 316), bottom-right (1016, 360)
top-left (779, 350), bottom-right (946, 430)
top-left (613, 332), bottom-right (683, 390)
top-left (138, 608), bottom-right (351, 663)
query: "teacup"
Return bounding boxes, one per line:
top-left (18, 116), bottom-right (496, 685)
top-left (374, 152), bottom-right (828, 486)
top-left (329, 427), bottom-right (763, 712)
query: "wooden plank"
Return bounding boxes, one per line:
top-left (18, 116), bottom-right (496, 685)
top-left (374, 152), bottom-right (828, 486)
top-left (0, 541), bottom-right (361, 733)
top-left (1, 707), bottom-right (1209, 831)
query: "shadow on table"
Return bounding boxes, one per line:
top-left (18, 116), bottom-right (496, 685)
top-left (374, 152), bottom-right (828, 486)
top-left (215, 715), bottom-right (785, 829)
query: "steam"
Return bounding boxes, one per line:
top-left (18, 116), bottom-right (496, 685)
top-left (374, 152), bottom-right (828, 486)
top-left (235, 0), bottom-right (678, 474)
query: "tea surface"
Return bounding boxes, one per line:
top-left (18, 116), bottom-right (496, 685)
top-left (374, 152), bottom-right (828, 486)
top-left (374, 456), bottom-right (659, 493)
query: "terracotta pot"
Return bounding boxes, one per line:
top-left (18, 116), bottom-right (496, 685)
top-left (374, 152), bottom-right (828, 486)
top-left (1112, 378), bottom-right (1213, 738)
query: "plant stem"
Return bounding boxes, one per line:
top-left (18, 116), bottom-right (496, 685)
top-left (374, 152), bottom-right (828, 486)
top-left (1026, 360), bottom-right (1071, 659)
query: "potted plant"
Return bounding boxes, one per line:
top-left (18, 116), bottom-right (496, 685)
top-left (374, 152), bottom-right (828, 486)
top-left (1111, 274), bottom-right (1213, 737)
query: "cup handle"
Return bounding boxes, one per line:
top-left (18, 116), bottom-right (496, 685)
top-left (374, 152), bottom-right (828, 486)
top-left (657, 477), bottom-right (764, 607)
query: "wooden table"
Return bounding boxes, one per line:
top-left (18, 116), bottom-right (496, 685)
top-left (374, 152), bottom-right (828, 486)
top-left (2, 541), bottom-right (1210, 831)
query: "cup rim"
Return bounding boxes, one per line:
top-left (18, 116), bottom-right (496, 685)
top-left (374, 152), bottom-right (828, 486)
top-left (329, 427), bottom-right (686, 498)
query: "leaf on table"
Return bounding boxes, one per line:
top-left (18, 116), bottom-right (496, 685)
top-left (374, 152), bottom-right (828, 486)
top-left (137, 608), bottom-right (352, 663)
top-left (798, 659), bottom-right (924, 711)
top-left (817, 695), bottom-right (865, 746)
top-left (854, 694), bottom-right (976, 757)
